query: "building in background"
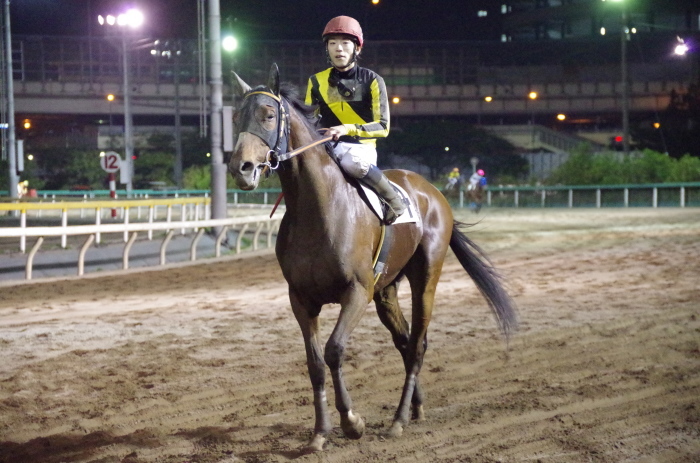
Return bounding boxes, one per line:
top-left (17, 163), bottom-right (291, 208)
top-left (498, 0), bottom-right (698, 42)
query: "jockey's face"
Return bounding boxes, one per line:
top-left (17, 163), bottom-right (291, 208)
top-left (326, 35), bottom-right (359, 71)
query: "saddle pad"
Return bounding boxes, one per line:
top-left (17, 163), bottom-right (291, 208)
top-left (360, 182), bottom-right (421, 227)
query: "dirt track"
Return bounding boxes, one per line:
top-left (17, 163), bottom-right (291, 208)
top-left (1, 208), bottom-right (699, 463)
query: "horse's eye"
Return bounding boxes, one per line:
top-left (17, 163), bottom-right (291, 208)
top-left (266, 114), bottom-right (275, 121)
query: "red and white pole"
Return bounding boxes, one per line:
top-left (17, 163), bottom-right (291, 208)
top-left (109, 172), bottom-right (117, 218)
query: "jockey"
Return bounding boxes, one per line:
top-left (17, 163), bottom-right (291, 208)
top-left (446, 167), bottom-right (460, 190)
top-left (305, 16), bottom-right (406, 224)
top-left (469, 169), bottom-right (486, 190)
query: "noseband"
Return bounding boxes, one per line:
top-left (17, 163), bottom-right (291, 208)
top-left (241, 90), bottom-right (290, 171)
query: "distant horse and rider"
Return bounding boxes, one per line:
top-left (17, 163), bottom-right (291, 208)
top-left (443, 167), bottom-right (487, 213)
top-left (467, 168), bottom-right (487, 213)
top-left (227, 63), bottom-right (517, 453)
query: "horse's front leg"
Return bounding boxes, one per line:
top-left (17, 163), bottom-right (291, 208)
top-left (289, 291), bottom-right (330, 453)
top-left (325, 287), bottom-right (370, 440)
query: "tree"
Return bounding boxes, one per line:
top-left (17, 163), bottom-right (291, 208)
top-left (181, 131), bottom-right (211, 169)
top-left (547, 146), bottom-right (700, 185)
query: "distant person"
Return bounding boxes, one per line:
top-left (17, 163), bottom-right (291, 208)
top-left (305, 16), bottom-right (406, 224)
top-left (17, 180), bottom-right (28, 198)
top-left (445, 167), bottom-right (461, 190)
top-left (469, 169), bottom-right (486, 190)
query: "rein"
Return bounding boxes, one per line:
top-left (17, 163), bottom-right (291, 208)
top-left (275, 135), bottom-right (334, 163)
top-left (247, 90), bottom-right (388, 281)
top-left (267, 134), bottom-right (334, 218)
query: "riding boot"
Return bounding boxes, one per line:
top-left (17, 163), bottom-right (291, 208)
top-left (361, 165), bottom-right (407, 225)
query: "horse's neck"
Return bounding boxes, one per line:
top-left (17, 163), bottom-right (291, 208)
top-left (278, 113), bottom-right (346, 220)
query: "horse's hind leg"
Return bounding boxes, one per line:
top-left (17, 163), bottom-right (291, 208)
top-left (386, 255), bottom-right (443, 438)
top-left (374, 281), bottom-right (426, 422)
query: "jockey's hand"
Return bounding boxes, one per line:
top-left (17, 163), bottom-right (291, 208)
top-left (318, 125), bottom-right (348, 141)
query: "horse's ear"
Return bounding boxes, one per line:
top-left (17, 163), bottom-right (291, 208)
top-left (268, 63), bottom-right (280, 96)
top-left (231, 71), bottom-right (251, 97)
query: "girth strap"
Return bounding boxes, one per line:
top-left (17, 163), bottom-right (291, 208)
top-left (373, 224), bottom-right (392, 284)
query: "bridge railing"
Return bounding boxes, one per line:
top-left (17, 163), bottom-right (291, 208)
top-left (12, 35), bottom-right (692, 90)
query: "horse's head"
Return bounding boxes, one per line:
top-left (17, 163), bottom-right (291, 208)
top-left (228, 64), bottom-right (287, 190)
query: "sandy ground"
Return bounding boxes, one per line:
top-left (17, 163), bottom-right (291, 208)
top-left (0, 208), bottom-right (698, 463)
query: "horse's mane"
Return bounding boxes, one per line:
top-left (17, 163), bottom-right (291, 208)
top-left (279, 82), bottom-right (321, 139)
top-left (244, 82), bottom-right (320, 141)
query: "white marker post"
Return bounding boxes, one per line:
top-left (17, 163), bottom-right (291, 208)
top-left (100, 151), bottom-right (122, 218)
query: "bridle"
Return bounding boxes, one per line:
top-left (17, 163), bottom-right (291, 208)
top-left (240, 90), bottom-right (290, 171)
top-left (240, 89), bottom-right (333, 171)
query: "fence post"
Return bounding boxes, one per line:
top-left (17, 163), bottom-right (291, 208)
top-left (123, 207), bottom-right (130, 242)
top-left (624, 188), bottom-right (629, 207)
top-left (148, 206), bottom-right (154, 240)
top-left (596, 189), bottom-right (601, 208)
top-left (680, 186), bottom-right (685, 208)
top-left (20, 209), bottom-right (27, 253)
top-left (95, 208), bottom-right (101, 244)
top-left (568, 189), bottom-right (573, 208)
top-left (653, 187), bottom-right (658, 208)
top-left (61, 208), bottom-right (68, 248)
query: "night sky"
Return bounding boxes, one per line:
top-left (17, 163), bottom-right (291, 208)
top-left (10, 0), bottom-right (501, 42)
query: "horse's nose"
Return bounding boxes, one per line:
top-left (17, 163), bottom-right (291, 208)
top-left (239, 161), bottom-right (256, 173)
top-left (227, 156), bottom-right (253, 175)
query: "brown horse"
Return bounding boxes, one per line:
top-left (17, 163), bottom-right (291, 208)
top-left (228, 64), bottom-right (517, 453)
top-left (467, 182), bottom-right (485, 213)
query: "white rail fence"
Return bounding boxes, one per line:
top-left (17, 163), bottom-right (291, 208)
top-left (1, 199), bottom-right (282, 280)
top-left (2, 197), bottom-right (212, 253)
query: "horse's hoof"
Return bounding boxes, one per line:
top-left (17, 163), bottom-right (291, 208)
top-left (385, 421), bottom-right (404, 438)
top-left (411, 404), bottom-right (425, 421)
top-left (301, 434), bottom-right (326, 453)
top-left (341, 410), bottom-right (365, 440)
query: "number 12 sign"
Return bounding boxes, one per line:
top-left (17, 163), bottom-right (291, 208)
top-left (100, 151), bottom-right (122, 173)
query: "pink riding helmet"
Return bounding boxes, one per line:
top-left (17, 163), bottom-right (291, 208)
top-left (477, 169), bottom-right (485, 176)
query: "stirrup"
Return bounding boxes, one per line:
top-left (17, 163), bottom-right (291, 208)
top-left (382, 202), bottom-right (405, 225)
top-left (383, 209), bottom-right (398, 225)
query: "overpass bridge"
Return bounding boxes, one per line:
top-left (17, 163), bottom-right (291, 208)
top-left (8, 34), bottom-right (694, 122)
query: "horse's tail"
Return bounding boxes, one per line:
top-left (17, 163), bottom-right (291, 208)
top-left (449, 221), bottom-right (519, 339)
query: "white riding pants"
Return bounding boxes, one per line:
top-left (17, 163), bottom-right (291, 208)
top-left (333, 142), bottom-right (377, 178)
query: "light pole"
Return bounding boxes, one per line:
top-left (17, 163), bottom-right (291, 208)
top-left (4, 0), bottom-right (19, 199)
top-left (619, 3), bottom-right (630, 157)
top-left (98, 9), bottom-right (144, 194)
top-left (106, 94), bottom-right (115, 149)
top-left (208, 0), bottom-right (227, 225)
top-left (528, 91), bottom-right (538, 124)
top-left (528, 91), bottom-right (538, 146)
top-left (151, 41), bottom-right (184, 188)
top-left (606, 0), bottom-right (630, 156)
